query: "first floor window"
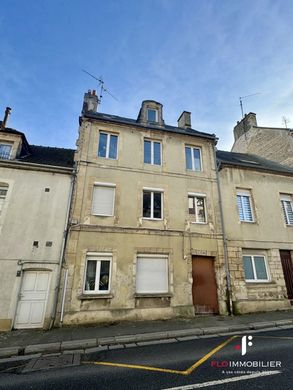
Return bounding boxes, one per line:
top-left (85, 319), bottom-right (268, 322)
top-left (237, 190), bottom-right (254, 222)
top-left (281, 194), bottom-right (293, 225)
top-left (0, 184), bottom-right (8, 215)
top-left (84, 254), bottom-right (111, 294)
top-left (185, 146), bottom-right (201, 171)
top-left (0, 144), bottom-right (12, 160)
top-left (143, 190), bottom-right (162, 219)
top-left (188, 194), bottom-right (206, 223)
top-left (136, 255), bottom-right (168, 294)
top-left (144, 139), bottom-right (161, 165)
top-left (92, 184), bottom-right (115, 216)
top-left (243, 255), bottom-right (269, 282)
top-left (98, 132), bottom-right (118, 159)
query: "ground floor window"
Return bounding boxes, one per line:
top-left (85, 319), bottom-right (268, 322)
top-left (84, 253), bottom-right (112, 294)
top-left (243, 255), bottom-right (269, 282)
top-left (136, 254), bottom-right (168, 294)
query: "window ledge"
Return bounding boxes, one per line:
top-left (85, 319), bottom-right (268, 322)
top-left (134, 293), bottom-right (173, 298)
top-left (78, 294), bottom-right (113, 300)
top-left (245, 281), bottom-right (274, 285)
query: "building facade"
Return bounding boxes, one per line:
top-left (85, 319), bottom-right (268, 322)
top-left (217, 150), bottom-right (293, 314)
top-left (0, 118), bottom-right (74, 331)
top-left (59, 91), bottom-right (230, 326)
top-left (232, 112), bottom-right (293, 167)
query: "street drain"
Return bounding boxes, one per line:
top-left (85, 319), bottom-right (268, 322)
top-left (22, 353), bottom-right (80, 373)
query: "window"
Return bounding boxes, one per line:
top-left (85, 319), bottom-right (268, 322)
top-left (92, 184), bottom-right (115, 216)
top-left (0, 185), bottom-right (8, 215)
top-left (243, 255), bottom-right (269, 282)
top-left (0, 144), bottom-right (12, 160)
top-left (281, 194), bottom-right (293, 225)
top-left (144, 139), bottom-right (161, 165)
top-left (84, 254), bottom-right (112, 294)
top-left (143, 189), bottom-right (163, 219)
top-left (185, 146), bottom-right (201, 171)
top-left (237, 190), bottom-right (254, 222)
top-left (188, 194), bottom-right (206, 223)
top-left (136, 255), bottom-right (168, 294)
top-left (147, 109), bottom-right (158, 122)
top-left (98, 132), bottom-right (118, 159)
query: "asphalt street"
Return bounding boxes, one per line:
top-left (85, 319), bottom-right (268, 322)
top-left (0, 327), bottom-right (292, 390)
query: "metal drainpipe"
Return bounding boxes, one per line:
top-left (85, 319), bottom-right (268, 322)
top-left (213, 144), bottom-right (233, 315)
top-left (50, 168), bottom-right (76, 329)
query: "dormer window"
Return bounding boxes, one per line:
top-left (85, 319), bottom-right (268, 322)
top-left (0, 143), bottom-right (12, 160)
top-left (147, 109), bottom-right (158, 123)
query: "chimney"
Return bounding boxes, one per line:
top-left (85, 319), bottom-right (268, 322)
top-left (1, 107), bottom-right (11, 128)
top-left (233, 112), bottom-right (257, 141)
top-left (82, 90), bottom-right (99, 113)
top-left (178, 111), bottom-right (191, 129)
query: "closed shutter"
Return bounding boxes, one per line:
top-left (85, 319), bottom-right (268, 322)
top-left (281, 195), bottom-right (293, 225)
top-left (92, 186), bottom-right (115, 216)
top-left (136, 256), bottom-right (168, 293)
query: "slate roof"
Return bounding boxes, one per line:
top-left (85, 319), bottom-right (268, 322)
top-left (217, 150), bottom-right (293, 175)
top-left (83, 111), bottom-right (216, 141)
top-left (19, 145), bottom-right (75, 168)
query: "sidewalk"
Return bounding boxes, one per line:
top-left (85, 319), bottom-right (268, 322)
top-left (1, 310), bottom-right (292, 359)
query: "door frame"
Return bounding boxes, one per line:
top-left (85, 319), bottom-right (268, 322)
top-left (13, 269), bottom-right (51, 329)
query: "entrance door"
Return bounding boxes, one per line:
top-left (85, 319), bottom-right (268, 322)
top-left (192, 256), bottom-right (218, 314)
top-left (280, 250), bottom-right (293, 300)
top-left (14, 271), bottom-right (50, 329)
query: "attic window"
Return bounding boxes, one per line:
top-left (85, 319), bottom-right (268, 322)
top-left (147, 109), bottom-right (158, 123)
top-left (0, 143), bottom-right (12, 160)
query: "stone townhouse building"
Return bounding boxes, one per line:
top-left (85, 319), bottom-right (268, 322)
top-left (0, 109), bottom-right (74, 331)
top-left (217, 150), bottom-right (293, 314)
top-left (58, 91), bottom-right (231, 326)
top-left (232, 112), bottom-right (293, 167)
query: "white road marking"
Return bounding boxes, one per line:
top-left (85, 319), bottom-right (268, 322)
top-left (162, 370), bottom-right (281, 389)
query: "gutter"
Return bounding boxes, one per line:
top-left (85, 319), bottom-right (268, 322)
top-left (0, 160), bottom-right (73, 175)
top-left (213, 147), bottom-right (233, 315)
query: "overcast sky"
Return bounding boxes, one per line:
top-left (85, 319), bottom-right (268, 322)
top-left (1, 0), bottom-right (293, 150)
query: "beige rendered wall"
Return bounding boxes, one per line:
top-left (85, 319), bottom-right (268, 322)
top-left (61, 119), bottom-right (227, 325)
top-left (0, 167), bottom-right (72, 330)
top-left (219, 166), bottom-right (293, 313)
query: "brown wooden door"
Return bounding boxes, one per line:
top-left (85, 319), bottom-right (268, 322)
top-left (192, 256), bottom-right (219, 314)
top-left (280, 250), bottom-right (293, 300)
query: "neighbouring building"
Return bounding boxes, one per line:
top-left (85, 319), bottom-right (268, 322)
top-left (0, 108), bottom-right (75, 331)
top-left (231, 112), bottom-right (293, 167)
top-left (217, 150), bottom-right (293, 314)
top-left (58, 91), bottom-right (230, 326)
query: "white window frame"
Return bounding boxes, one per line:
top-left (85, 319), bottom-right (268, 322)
top-left (147, 108), bottom-right (158, 122)
top-left (136, 254), bottom-right (169, 294)
top-left (98, 132), bottom-right (118, 159)
top-left (144, 139), bottom-right (162, 166)
top-left (92, 182), bottom-right (116, 217)
top-left (243, 255), bottom-right (270, 283)
top-left (237, 190), bottom-right (254, 222)
top-left (0, 143), bottom-right (12, 160)
top-left (185, 145), bottom-right (202, 171)
top-left (142, 187), bottom-right (164, 220)
top-left (280, 194), bottom-right (293, 226)
top-left (188, 192), bottom-right (207, 224)
top-left (83, 253), bottom-right (112, 295)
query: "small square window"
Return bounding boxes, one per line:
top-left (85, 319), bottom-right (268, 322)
top-left (243, 255), bottom-right (269, 282)
top-left (98, 133), bottom-right (118, 159)
top-left (84, 254), bottom-right (112, 294)
top-left (147, 109), bottom-right (158, 122)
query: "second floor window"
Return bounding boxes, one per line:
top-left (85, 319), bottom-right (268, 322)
top-left (143, 189), bottom-right (162, 219)
top-left (237, 190), bottom-right (254, 222)
top-left (0, 144), bottom-right (12, 160)
top-left (144, 139), bottom-right (161, 165)
top-left (92, 184), bottom-right (115, 216)
top-left (185, 146), bottom-right (201, 171)
top-left (188, 194), bottom-right (206, 223)
top-left (98, 133), bottom-right (118, 159)
top-left (281, 194), bottom-right (293, 225)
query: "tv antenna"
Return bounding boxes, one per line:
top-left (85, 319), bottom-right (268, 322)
top-left (239, 93), bottom-right (261, 118)
top-left (82, 69), bottom-right (118, 108)
top-left (282, 116), bottom-right (290, 128)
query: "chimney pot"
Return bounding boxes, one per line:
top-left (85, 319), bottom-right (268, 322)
top-left (82, 90), bottom-right (99, 114)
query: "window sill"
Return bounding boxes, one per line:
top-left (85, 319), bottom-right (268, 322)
top-left (134, 293), bottom-right (173, 298)
top-left (245, 281), bottom-right (273, 285)
top-left (240, 220), bottom-right (256, 224)
top-left (190, 221), bottom-right (207, 225)
top-left (142, 218), bottom-right (163, 221)
top-left (78, 294), bottom-right (113, 300)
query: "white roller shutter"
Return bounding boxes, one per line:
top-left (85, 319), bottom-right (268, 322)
top-left (136, 255), bottom-right (168, 293)
top-left (92, 185), bottom-right (115, 216)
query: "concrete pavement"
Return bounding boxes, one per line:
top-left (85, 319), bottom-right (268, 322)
top-left (0, 310), bottom-right (292, 359)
